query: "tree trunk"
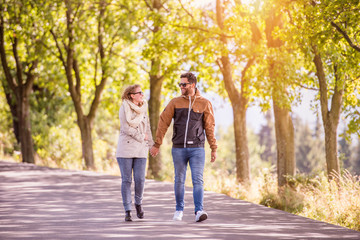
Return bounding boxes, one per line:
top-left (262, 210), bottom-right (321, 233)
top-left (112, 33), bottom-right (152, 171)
top-left (0, 9), bottom-right (36, 163)
top-left (78, 116), bottom-right (95, 170)
top-left (146, 0), bottom-right (164, 179)
top-left (273, 103), bottom-right (295, 186)
top-left (312, 47), bottom-right (342, 178)
top-left (266, 12), bottom-right (295, 187)
top-left (233, 103), bottom-right (250, 183)
top-left (216, 0), bottom-right (252, 184)
top-left (18, 95), bottom-right (35, 164)
top-left (220, 56), bottom-right (251, 183)
top-left (147, 63), bottom-right (163, 179)
top-left (50, 1), bottom-right (110, 170)
top-left (69, 59), bottom-right (96, 170)
top-left (324, 120), bottom-right (339, 176)
top-left (269, 59), bottom-right (296, 186)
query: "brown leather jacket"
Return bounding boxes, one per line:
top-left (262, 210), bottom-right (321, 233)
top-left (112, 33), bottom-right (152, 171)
top-left (154, 89), bottom-right (217, 152)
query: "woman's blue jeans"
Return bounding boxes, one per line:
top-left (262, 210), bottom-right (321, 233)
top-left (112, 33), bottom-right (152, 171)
top-left (117, 157), bottom-right (147, 211)
top-left (171, 147), bottom-right (205, 214)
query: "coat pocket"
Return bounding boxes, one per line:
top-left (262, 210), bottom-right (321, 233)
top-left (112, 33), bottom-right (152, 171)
top-left (190, 110), bottom-right (203, 121)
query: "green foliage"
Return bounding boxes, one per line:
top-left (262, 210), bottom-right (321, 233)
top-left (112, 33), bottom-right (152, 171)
top-left (92, 105), bottom-right (121, 174)
top-left (284, 0), bottom-right (360, 135)
top-left (134, 0), bottom-right (212, 96)
top-left (34, 122), bottom-right (83, 169)
top-left (47, 0), bottom-right (140, 110)
top-left (2, 0), bottom-right (50, 63)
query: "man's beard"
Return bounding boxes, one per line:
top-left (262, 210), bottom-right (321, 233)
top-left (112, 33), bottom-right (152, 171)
top-left (181, 88), bottom-right (190, 96)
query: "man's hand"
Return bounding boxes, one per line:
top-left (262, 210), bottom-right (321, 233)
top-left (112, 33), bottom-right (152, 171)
top-left (150, 146), bottom-right (159, 157)
top-left (211, 151), bottom-right (217, 162)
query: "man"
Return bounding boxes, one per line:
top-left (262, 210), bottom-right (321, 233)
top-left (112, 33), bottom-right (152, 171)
top-left (150, 72), bottom-right (217, 222)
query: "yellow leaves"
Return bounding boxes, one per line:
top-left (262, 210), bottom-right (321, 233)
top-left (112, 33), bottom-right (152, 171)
top-left (346, 94), bottom-right (358, 106)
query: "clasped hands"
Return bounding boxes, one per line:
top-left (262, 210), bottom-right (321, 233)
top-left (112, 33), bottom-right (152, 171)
top-left (150, 146), bottom-right (159, 157)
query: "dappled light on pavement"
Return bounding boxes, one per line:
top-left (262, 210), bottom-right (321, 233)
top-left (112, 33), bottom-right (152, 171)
top-left (1, 161), bottom-right (359, 239)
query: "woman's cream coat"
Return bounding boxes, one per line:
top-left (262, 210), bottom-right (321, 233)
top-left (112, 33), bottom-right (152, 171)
top-left (115, 102), bottom-right (154, 158)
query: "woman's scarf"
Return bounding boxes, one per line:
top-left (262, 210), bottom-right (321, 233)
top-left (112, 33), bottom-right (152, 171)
top-left (123, 99), bottom-right (148, 128)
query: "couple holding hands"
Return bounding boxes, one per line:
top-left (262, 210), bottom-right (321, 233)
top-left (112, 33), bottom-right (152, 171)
top-left (115, 72), bottom-right (217, 222)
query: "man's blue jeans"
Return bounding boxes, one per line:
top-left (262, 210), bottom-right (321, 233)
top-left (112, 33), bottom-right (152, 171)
top-left (172, 147), bottom-right (205, 214)
top-left (117, 157), bottom-right (147, 211)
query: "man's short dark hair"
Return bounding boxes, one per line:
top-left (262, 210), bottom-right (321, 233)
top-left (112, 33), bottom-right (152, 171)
top-left (180, 72), bottom-right (197, 85)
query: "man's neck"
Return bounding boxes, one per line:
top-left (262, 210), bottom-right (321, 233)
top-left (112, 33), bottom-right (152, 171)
top-left (188, 88), bottom-right (196, 97)
top-left (184, 92), bottom-right (195, 97)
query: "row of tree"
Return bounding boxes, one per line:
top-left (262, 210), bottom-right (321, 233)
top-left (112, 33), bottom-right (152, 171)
top-left (0, 0), bottom-right (359, 187)
top-left (258, 112), bottom-right (360, 175)
top-left (213, 111), bottom-right (360, 180)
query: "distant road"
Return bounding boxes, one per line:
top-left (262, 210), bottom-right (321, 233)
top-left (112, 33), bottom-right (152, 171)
top-left (1, 160), bottom-right (359, 239)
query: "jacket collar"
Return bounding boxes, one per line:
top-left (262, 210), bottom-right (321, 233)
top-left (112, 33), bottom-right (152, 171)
top-left (181, 88), bottom-right (202, 100)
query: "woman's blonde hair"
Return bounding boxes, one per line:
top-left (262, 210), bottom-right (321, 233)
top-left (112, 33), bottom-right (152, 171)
top-left (121, 84), bottom-right (141, 101)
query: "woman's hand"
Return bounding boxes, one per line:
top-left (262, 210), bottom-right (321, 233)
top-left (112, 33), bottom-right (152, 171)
top-left (150, 146), bottom-right (159, 157)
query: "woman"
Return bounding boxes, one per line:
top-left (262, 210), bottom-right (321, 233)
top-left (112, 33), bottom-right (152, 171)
top-left (116, 84), bottom-right (154, 222)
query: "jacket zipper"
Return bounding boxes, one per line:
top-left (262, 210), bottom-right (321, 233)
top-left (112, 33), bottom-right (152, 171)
top-left (184, 96), bottom-right (191, 148)
top-left (184, 95), bottom-right (196, 148)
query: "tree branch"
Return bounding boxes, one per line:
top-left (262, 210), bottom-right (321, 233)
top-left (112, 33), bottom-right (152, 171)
top-left (172, 24), bottom-right (234, 38)
top-left (114, 52), bottom-right (149, 73)
top-left (0, 10), bottom-right (17, 94)
top-left (143, 21), bottom-right (155, 32)
top-left (88, 2), bottom-right (108, 123)
top-left (50, 29), bottom-right (67, 69)
top-left (178, 0), bottom-right (193, 19)
top-left (72, 58), bottom-right (81, 97)
top-left (88, 71), bottom-right (107, 123)
top-left (330, 63), bottom-right (344, 122)
top-left (72, 2), bottom-right (82, 22)
top-left (12, 36), bottom-right (23, 86)
top-left (159, 0), bottom-right (170, 12)
top-left (239, 57), bottom-right (255, 103)
top-left (294, 82), bottom-right (319, 91)
top-left (24, 59), bottom-right (38, 96)
top-left (94, 51), bottom-right (98, 89)
top-left (39, 40), bottom-right (59, 59)
top-left (241, 57), bottom-right (255, 82)
top-left (331, 21), bottom-right (360, 52)
top-left (312, 45), bottom-right (329, 122)
top-left (215, 58), bottom-right (224, 73)
top-left (144, 0), bottom-right (153, 11)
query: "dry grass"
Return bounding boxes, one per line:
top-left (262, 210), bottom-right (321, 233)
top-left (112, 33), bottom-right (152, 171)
top-left (203, 167), bottom-right (360, 231)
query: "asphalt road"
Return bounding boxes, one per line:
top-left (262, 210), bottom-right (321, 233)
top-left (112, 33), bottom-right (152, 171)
top-left (1, 160), bottom-right (359, 240)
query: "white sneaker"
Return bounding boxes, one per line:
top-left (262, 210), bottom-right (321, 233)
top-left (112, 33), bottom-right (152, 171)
top-left (195, 210), bottom-right (208, 222)
top-left (173, 211), bottom-right (183, 221)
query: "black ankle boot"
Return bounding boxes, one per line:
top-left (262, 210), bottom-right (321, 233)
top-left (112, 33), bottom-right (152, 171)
top-left (135, 204), bottom-right (144, 219)
top-left (125, 210), bottom-right (132, 221)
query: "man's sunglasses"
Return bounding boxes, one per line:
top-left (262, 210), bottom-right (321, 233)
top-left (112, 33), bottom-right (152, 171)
top-left (130, 91), bottom-right (144, 95)
top-left (178, 83), bottom-right (192, 87)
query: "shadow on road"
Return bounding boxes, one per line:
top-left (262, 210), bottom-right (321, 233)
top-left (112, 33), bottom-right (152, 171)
top-left (1, 161), bottom-right (359, 239)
